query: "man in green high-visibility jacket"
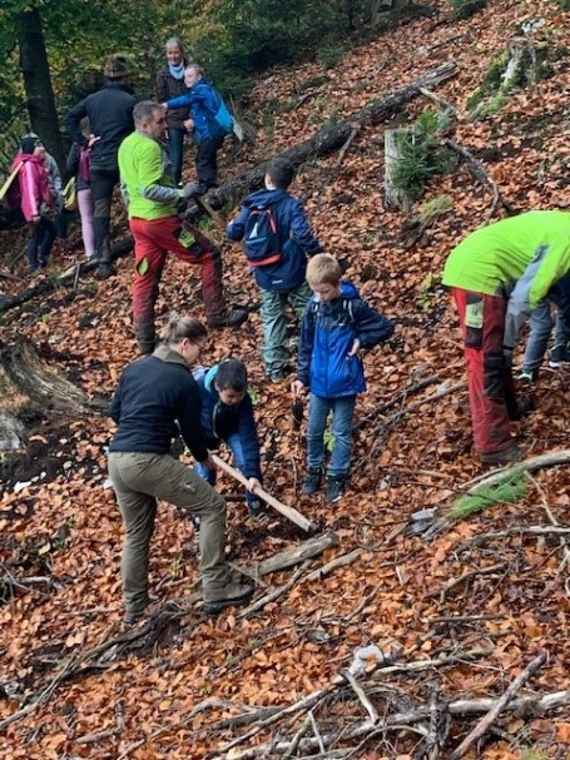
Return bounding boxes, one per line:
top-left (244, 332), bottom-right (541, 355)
top-left (442, 210), bottom-right (570, 465)
top-left (118, 100), bottom-right (247, 354)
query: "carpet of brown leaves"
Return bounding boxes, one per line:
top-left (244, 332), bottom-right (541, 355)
top-left (2, 0), bottom-right (570, 757)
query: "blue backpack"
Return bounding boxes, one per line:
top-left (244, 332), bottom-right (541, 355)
top-left (244, 206), bottom-right (283, 267)
top-left (212, 90), bottom-right (234, 135)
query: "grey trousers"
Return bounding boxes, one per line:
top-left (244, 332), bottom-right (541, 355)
top-left (108, 452), bottom-right (230, 615)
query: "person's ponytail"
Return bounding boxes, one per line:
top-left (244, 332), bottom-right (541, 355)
top-left (159, 312), bottom-right (207, 345)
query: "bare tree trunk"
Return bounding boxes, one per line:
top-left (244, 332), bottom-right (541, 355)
top-left (17, 8), bottom-right (65, 171)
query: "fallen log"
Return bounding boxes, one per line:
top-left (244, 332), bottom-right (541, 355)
top-left (0, 237), bottom-right (133, 316)
top-left (254, 532), bottom-right (339, 577)
top-left (207, 62), bottom-right (458, 211)
top-left (211, 453), bottom-right (316, 532)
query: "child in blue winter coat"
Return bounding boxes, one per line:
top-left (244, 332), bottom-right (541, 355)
top-left (292, 254), bottom-right (394, 503)
top-left (193, 359), bottom-right (264, 515)
top-left (163, 64), bottom-right (232, 194)
top-left (227, 157), bottom-right (322, 381)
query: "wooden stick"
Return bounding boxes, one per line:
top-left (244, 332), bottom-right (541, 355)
top-left (336, 123), bottom-right (361, 166)
top-left (465, 526), bottom-right (570, 549)
top-left (444, 138), bottom-right (514, 220)
top-left (211, 453), bottom-right (316, 532)
top-left (342, 670), bottom-right (379, 724)
top-left (460, 450), bottom-right (570, 496)
top-left (238, 562), bottom-right (308, 618)
top-left (450, 651), bottom-right (547, 759)
top-left (424, 563), bottom-right (507, 602)
top-left (303, 548), bottom-right (362, 583)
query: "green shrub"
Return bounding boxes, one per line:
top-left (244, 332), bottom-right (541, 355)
top-left (392, 110), bottom-right (454, 200)
top-left (450, 0), bottom-right (488, 19)
top-left (448, 474), bottom-right (526, 521)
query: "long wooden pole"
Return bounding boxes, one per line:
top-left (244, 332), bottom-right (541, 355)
top-left (211, 453), bottom-right (315, 533)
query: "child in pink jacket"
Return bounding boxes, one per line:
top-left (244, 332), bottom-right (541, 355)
top-left (9, 134), bottom-right (56, 272)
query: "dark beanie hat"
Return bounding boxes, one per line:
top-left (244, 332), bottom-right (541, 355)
top-left (104, 54), bottom-right (129, 80)
top-left (20, 133), bottom-right (41, 155)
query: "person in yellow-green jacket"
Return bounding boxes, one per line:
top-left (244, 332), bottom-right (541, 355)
top-left (118, 100), bottom-right (247, 354)
top-left (442, 210), bottom-right (570, 465)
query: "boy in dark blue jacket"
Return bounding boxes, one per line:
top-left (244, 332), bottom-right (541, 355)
top-left (227, 157), bottom-right (322, 382)
top-left (163, 64), bottom-right (231, 194)
top-left (292, 254), bottom-right (394, 503)
top-left (193, 359), bottom-right (264, 515)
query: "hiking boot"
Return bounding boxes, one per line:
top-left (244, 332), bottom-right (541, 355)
top-left (517, 368), bottom-right (538, 384)
top-left (480, 444), bottom-right (521, 466)
top-left (123, 598), bottom-right (159, 626)
top-left (203, 578), bottom-right (254, 615)
top-left (326, 474), bottom-right (346, 503)
top-left (302, 468), bottom-right (322, 495)
top-left (96, 261), bottom-right (114, 280)
top-left (208, 308), bottom-right (249, 330)
top-left (548, 345), bottom-right (570, 367)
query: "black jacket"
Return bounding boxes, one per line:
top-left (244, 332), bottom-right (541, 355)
top-left (65, 82), bottom-right (136, 172)
top-left (109, 346), bottom-right (208, 462)
top-left (156, 67), bottom-right (189, 130)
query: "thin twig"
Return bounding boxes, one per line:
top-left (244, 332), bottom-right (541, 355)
top-left (450, 650), bottom-right (547, 759)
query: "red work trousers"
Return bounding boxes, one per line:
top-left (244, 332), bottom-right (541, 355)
top-left (452, 287), bottom-right (517, 455)
top-left (129, 216), bottom-right (226, 352)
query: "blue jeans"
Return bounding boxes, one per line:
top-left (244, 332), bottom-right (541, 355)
top-left (195, 433), bottom-right (261, 507)
top-left (307, 394), bottom-right (356, 477)
top-left (167, 127), bottom-right (185, 185)
top-left (523, 301), bottom-right (570, 372)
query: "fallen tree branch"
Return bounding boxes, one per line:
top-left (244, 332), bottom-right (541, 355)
top-left (253, 532), bottom-right (339, 577)
top-left (220, 683), bottom-right (567, 760)
top-left (238, 561), bottom-right (309, 618)
top-left (444, 139), bottom-right (514, 220)
top-left (0, 238), bottom-right (133, 315)
top-left (303, 548), bottom-right (363, 584)
top-left (458, 450), bottom-right (570, 499)
top-left (450, 650), bottom-right (547, 759)
top-left (424, 562), bottom-right (507, 602)
top-left (354, 374), bottom-right (442, 432)
top-left (336, 123), bottom-right (361, 166)
top-left (527, 473), bottom-right (570, 592)
top-left (464, 526), bottom-right (570, 549)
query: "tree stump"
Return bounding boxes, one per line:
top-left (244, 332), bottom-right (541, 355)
top-left (384, 127), bottom-right (415, 211)
top-left (0, 340), bottom-right (107, 452)
top-left (502, 36), bottom-right (539, 92)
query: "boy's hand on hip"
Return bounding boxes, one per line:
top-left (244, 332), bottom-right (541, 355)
top-left (246, 477), bottom-right (261, 494)
top-left (348, 339), bottom-right (361, 357)
top-left (291, 380), bottom-right (305, 398)
top-left (184, 118), bottom-right (194, 130)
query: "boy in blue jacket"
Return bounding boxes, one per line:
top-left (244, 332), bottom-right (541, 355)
top-left (193, 359), bottom-right (264, 515)
top-left (292, 254), bottom-right (394, 503)
top-left (227, 157), bottom-right (322, 381)
top-left (163, 64), bottom-right (231, 193)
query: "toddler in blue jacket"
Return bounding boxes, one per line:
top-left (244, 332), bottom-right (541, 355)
top-left (292, 254), bottom-right (394, 503)
top-left (227, 157), bottom-right (322, 382)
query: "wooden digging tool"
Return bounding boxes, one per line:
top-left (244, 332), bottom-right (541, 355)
top-left (211, 453), bottom-right (316, 533)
